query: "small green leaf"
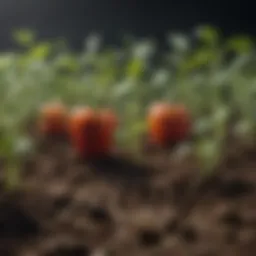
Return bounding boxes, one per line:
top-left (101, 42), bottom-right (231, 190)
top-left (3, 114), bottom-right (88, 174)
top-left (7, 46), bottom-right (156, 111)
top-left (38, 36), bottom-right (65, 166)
top-left (126, 58), bottom-right (144, 78)
top-left (0, 133), bottom-right (15, 158)
top-left (55, 55), bottom-right (79, 72)
top-left (12, 29), bottom-right (36, 47)
top-left (130, 122), bottom-right (146, 136)
top-left (226, 36), bottom-right (254, 54)
top-left (196, 25), bottom-right (219, 46)
top-left (28, 42), bottom-right (51, 60)
top-left (180, 48), bottom-right (217, 71)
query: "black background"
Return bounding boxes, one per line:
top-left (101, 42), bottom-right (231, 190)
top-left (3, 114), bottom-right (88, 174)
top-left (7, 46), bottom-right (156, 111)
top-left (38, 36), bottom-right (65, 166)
top-left (0, 0), bottom-right (254, 50)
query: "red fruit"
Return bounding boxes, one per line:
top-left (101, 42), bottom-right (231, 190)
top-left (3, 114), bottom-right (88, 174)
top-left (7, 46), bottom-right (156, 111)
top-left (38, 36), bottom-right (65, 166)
top-left (99, 109), bottom-right (118, 152)
top-left (68, 107), bottom-right (117, 158)
top-left (147, 102), bottom-right (191, 147)
top-left (38, 101), bottom-right (67, 136)
top-left (99, 109), bottom-right (118, 132)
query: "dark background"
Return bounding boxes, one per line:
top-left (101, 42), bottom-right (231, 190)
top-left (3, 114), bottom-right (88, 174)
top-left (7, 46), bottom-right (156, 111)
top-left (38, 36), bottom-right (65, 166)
top-left (0, 0), bottom-right (254, 50)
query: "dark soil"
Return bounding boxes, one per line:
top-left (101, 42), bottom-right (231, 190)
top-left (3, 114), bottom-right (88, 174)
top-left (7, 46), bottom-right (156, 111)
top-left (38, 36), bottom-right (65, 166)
top-left (0, 136), bottom-right (256, 256)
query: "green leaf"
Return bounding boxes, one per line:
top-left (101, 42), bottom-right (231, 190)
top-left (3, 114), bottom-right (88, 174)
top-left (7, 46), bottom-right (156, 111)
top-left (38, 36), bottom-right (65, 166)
top-left (226, 36), bottom-right (254, 54)
top-left (55, 55), bottom-right (79, 72)
top-left (0, 54), bottom-right (15, 70)
top-left (28, 42), bottom-right (51, 60)
top-left (126, 58), bottom-right (144, 78)
top-left (180, 48), bottom-right (217, 71)
top-left (0, 133), bottom-right (15, 158)
top-left (196, 25), bottom-right (219, 46)
top-left (12, 29), bottom-right (36, 47)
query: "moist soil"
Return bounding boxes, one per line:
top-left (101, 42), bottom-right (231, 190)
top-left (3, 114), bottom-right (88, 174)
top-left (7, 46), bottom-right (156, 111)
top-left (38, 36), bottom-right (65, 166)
top-left (0, 136), bottom-right (256, 256)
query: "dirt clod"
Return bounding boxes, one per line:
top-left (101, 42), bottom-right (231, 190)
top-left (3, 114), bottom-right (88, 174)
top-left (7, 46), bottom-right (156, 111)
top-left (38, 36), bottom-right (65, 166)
top-left (180, 225), bottom-right (198, 243)
top-left (87, 205), bottom-right (111, 223)
top-left (138, 229), bottom-right (162, 247)
top-left (165, 218), bottom-right (179, 234)
top-left (44, 244), bottom-right (90, 256)
top-left (218, 179), bottom-right (254, 198)
top-left (0, 201), bottom-right (40, 239)
top-left (221, 211), bottom-right (243, 228)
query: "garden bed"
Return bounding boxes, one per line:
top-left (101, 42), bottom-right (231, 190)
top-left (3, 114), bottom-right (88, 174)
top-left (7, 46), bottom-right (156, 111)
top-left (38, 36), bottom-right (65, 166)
top-left (1, 26), bottom-right (256, 256)
top-left (0, 137), bottom-right (255, 256)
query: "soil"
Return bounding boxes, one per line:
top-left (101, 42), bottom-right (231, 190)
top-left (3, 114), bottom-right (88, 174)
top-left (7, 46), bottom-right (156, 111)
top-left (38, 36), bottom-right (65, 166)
top-left (0, 135), bottom-right (256, 256)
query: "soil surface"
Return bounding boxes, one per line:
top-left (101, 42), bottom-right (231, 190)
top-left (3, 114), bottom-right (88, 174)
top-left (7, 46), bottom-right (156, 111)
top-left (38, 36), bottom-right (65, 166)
top-left (0, 136), bottom-right (256, 256)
